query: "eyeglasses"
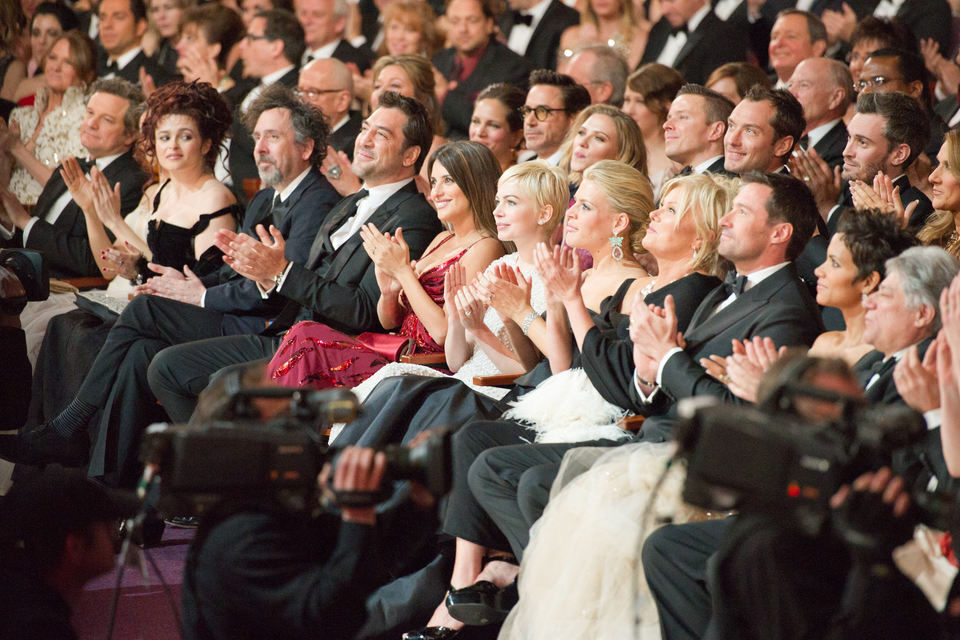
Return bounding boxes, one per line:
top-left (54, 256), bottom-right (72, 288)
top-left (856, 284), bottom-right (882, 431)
top-left (294, 87), bottom-right (344, 100)
top-left (519, 105), bottom-right (567, 122)
top-left (856, 75), bottom-right (900, 91)
top-left (244, 32), bottom-right (271, 41)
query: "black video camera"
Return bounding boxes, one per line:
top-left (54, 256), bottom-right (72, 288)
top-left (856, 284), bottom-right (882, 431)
top-left (139, 386), bottom-right (453, 517)
top-left (673, 382), bottom-right (946, 533)
top-left (0, 249), bottom-right (48, 315)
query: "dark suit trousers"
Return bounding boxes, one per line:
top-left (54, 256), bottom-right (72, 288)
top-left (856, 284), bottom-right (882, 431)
top-left (468, 434), bottom-right (621, 559)
top-left (0, 327), bottom-right (30, 429)
top-left (76, 295), bottom-right (227, 480)
top-left (641, 519), bottom-right (730, 640)
top-left (148, 335), bottom-right (279, 422)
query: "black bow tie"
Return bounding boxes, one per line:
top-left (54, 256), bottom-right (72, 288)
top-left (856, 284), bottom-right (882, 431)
top-left (670, 23), bottom-right (688, 36)
top-left (105, 60), bottom-right (119, 73)
top-left (679, 165), bottom-right (693, 176)
top-left (515, 12), bottom-right (534, 26)
top-left (723, 271), bottom-right (748, 297)
top-left (869, 355), bottom-right (897, 378)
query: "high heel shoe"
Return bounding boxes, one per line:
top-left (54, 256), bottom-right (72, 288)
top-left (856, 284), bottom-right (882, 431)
top-left (445, 579), bottom-right (518, 626)
top-left (401, 626), bottom-right (460, 640)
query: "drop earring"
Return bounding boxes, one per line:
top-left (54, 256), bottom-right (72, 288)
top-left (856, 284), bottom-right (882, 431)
top-left (609, 234), bottom-right (623, 261)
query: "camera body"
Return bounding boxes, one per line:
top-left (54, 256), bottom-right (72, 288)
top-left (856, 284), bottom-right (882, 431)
top-left (674, 383), bottom-right (934, 533)
top-left (140, 386), bottom-right (453, 517)
top-left (0, 249), bottom-right (48, 315)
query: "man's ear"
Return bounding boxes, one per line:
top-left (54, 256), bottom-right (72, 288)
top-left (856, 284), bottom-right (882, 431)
top-left (887, 142), bottom-right (912, 169)
top-left (135, 18), bottom-right (147, 39)
top-left (772, 135), bottom-right (795, 162)
top-left (299, 137), bottom-right (316, 162)
top-left (769, 221), bottom-right (793, 249)
top-left (812, 39), bottom-right (827, 58)
top-left (707, 120), bottom-right (726, 143)
top-left (401, 144), bottom-right (421, 169)
top-left (914, 303), bottom-right (936, 330)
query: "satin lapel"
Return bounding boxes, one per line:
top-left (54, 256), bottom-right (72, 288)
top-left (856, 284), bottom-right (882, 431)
top-left (305, 192), bottom-right (362, 268)
top-left (684, 284), bottom-right (727, 334)
top-left (674, 17), bottom-right (709, 67)
top-left (247, 189), bottom-right (276, 230)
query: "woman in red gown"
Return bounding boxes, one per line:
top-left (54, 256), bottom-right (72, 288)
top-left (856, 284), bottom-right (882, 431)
top-left (267, 141), bottom-right (506, 389)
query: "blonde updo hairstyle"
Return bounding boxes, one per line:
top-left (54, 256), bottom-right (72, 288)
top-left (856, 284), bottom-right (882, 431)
top-left (581, 159), bottom-right (654, 255)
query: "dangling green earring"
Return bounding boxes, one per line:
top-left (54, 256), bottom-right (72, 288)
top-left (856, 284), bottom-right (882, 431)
top-left (609, 235), bottom-right (623, 261)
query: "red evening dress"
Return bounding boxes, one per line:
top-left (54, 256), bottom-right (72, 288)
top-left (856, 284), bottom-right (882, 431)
top-left (267, 235), bottom-right (466, 389)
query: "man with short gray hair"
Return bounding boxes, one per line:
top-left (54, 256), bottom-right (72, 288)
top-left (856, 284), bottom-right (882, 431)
top-left (563, 45), bottom-right (628, 107)
top-left (295, 0), bottom-right (373, 71)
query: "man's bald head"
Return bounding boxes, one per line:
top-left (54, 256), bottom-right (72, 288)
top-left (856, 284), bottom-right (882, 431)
top-left (297, 57), bottom-right (354, 123)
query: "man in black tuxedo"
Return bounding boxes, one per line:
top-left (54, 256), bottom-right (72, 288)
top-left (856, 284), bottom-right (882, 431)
top-left (95, 0), bottom-right (168, 85)
top-left (497, 0), bottom-right (579, 71)
top-left (644, 244), bottom-right (959, 640)
top-left (226, 9), bottom-right (304, 197)
top-left (457, 173), bottom-right (824, 571)
top-left (640, 0), bottom-right (745, 85)
top-left (0, 79), bottom-right (147, 279)
top-left (787, 57), bottom-right (850, 170)
top-left (296, 0), bottom-right (373, 72)
top-left (433, 0), bottom-right (533, 139)
top-left (0, 86), bottom-right (341, 483)
top-left (796, 91), bottom-right (932, 237)
top-left (297, 57), bottom-right (361, 160)
top-left (666, 84), bottom-right (734, 176)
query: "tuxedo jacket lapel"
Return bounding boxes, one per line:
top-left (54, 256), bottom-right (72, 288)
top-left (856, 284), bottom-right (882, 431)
top-left (674, 16), bottom-right (710, 68)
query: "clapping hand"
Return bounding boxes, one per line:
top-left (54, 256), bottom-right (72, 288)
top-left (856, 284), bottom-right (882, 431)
top-left (100, 241), bottom-right (141, 279)
top-left (215, 225), bottom-right (289, 289)
top-left (789, 148), bottom-right (842, 217)
top-left (361, 224), bottom-right (412, 278)
top-left (135, 263), bottom-right (206, 304)
top-left (533, 242), bottom-right (582, 305)
top-left (89, 166), bottom-right (124, 231)
top-left (475, 263), bottom-right (533, 324)
top-left (848, 172), bottom-right (916, 228)
top-left (630, 293), bottom-right (682, 365)
top-left (454, 283), bottom-right (489, 332)
top-left (894, 341), bottom-right (941, 413)
top-left (60, 156), bottom-right (95, 214)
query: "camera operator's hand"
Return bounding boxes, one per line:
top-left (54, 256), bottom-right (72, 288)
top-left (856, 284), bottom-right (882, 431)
top-left (323, 447), bottom-right (386, 526)
top-left (830, 467), bottom-right (917, 564)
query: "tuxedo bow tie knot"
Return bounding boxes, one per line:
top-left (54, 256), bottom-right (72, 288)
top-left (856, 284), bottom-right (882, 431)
top-left (669, 23), bottom-right (688, 36)
top-left (723, 271), bottom-right (748, 297)
top-left (515, 12), bottom-right (534, 26)
top-left (105, 60), bottom-right (119, 73)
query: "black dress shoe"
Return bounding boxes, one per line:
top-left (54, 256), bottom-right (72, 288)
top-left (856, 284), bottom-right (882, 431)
top-left (401, 626), bottom-right (460, 640)
top-left (0, 425), bottom-right (89, 466)
top-left (445, 580), bottom-right (517, 626)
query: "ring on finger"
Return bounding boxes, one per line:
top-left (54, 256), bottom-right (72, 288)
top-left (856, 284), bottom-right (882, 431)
top-left (329, 165), bottom-right (342, 180)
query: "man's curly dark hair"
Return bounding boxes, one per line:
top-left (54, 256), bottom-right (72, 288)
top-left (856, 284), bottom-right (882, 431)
top-left (242, 83), bottom-right (330, 169)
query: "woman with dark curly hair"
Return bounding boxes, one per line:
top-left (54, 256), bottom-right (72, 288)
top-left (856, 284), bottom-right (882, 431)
top-left (86, 79), bottom-right (240, 283)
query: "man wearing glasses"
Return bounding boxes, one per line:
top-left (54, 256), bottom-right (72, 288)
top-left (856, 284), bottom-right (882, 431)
top-left (295, 57), bottom-right (360, 160)
top-left (520, 69), bottom-right (590, 166)
top-left (224, 9), bottom-right (304, 196)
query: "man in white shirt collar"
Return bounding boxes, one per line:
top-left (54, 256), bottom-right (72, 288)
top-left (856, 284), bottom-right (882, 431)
top-left (521, 70), bottom-right (590, 165)
top-left (296, 0), bottom-right (347, 65)
top-left (768, 9), bottom-right (826, 89)
top-left (97, 0), bottom-right (147, 78)
top-left (787, 57), bottom-right (851, 165)
top-left (663, 84), bottom-right (734, 174)
top-left (0, 80), bottom-right (145, 277)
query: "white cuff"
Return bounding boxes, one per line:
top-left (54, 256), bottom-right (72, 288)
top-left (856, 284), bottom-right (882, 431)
top-left (633, 370), bottom-right (660, 403)
top-left (0, 221), bottom-right (13, 240)
top-left (924, 408), bottom-right (942, 430)
top-left (258, 261), bottom-right (293, 299)
top-left (21, 218), bottom-right (38, 245)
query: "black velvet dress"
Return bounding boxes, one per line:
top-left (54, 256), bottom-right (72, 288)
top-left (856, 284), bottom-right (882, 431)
top-left (25, 184), bottom-right (239, 430)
